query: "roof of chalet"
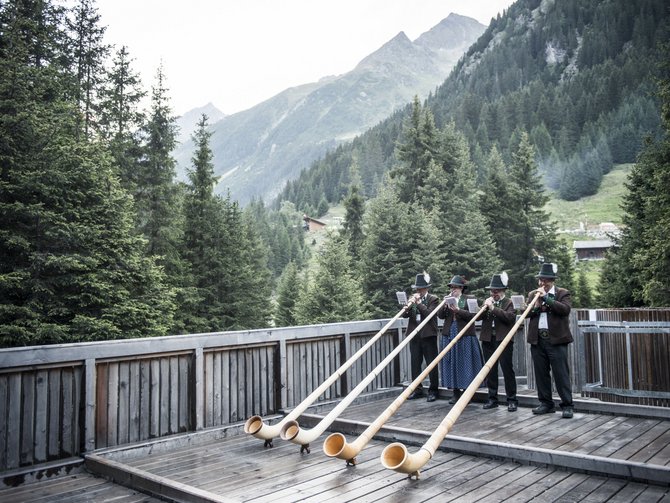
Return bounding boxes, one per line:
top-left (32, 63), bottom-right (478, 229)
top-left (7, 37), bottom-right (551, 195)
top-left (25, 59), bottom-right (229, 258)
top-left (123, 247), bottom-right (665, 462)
top-left (573, 240), bottom-right (614, 249)
top-left (302, 214), bottom-right (326, 226)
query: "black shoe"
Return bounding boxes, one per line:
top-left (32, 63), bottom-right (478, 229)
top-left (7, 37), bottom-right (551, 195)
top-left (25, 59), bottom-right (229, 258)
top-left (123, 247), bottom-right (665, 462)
top-left (482, 399), bottom-right (499, 410)
top-left (507, 402), bottom-right (518, 412)
top-left (448, 390), bottom-right (461, 404)
top-left (561, 406), bottom-right (574, 419)
top-left (532, 404), bottom-right (556, 415)
top-left (407, 389), bottom-right (425, 400)
top-left (427, 391), bottom-right (437, 402)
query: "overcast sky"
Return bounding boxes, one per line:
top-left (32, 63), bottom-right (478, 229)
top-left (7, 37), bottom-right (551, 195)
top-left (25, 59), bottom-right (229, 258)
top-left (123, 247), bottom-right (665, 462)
top-left (95, 0), bottom-right (516, 116)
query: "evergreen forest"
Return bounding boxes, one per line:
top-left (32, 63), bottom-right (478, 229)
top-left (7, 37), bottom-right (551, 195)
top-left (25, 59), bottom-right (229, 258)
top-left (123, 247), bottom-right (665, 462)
top-left (1, 0), bottom-right (669, 348)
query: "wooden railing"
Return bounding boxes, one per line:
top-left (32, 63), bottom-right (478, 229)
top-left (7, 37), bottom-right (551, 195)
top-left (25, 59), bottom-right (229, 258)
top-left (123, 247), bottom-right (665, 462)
top-left (1, 308), bottom-right (669, 473)
top-left (524, 309), bottom-right (670, 407)
top-left (576, 308), bottom-right (670, 406)
top-left (0, 319), bottom-right (408, 472)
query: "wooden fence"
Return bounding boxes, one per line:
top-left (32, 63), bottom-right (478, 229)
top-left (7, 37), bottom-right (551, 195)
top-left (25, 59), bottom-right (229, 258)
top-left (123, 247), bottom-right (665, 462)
top-left (576, 308), bottom-right (670, 407)
top-left (1, 308), bottom-right (669, 473)
top-left (0, 320), bottom-right (408, 472)
top-left (525, 309), bottom-right (670, 407)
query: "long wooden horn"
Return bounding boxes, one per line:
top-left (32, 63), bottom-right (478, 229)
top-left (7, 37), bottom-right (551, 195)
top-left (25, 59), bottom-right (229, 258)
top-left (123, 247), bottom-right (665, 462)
top-left (244, 305), bottom-right (408, 446)
top-left (279, 299), bottom-right (448, 453)
top-left (380, 291), bottom-right (542, 479)
top-left (324, 303), bottom-right (488, 465)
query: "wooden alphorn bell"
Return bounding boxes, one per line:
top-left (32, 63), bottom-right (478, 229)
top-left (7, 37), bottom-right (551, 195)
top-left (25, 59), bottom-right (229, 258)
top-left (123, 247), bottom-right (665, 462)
top-left (244, 305), bottom-right (408, 448)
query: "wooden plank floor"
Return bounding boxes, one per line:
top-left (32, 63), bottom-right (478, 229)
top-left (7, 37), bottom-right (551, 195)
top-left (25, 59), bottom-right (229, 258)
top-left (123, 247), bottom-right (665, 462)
top-left (114, 427), bottom-right (668, 503)
top-left (91, 392), bottom-right (669, 502)
top-left (3, 391), bottom-right (670, 502)
top-left (0, 472), bottom-right (163, 503)
top-left (331, 394), bottom-right (670, 467)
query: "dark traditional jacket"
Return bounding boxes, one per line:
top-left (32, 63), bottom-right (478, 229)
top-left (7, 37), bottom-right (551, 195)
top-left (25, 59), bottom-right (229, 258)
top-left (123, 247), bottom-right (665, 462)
top-left (403, 293), bottom-right (439, 339)
top-left (437, 295), bottom-right (476, 337)
top-left (526, 287), bottom-right (574, 345)
top-left (479, 296), bottom-right (516, 342)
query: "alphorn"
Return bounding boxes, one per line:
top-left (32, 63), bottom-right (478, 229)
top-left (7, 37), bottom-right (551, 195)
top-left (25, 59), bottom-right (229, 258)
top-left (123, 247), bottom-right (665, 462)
top-left (244, 305), bottom-right (408, 447)
top-left (324, 303), bottom-right (488, 465)
top-left (279, 298), bottom-right (448, 453)
top-left (380, 291), bottom-right (543, 479)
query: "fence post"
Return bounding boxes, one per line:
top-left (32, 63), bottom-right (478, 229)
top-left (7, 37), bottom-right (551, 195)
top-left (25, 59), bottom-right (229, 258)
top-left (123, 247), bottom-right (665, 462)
top-left (278, 339), bottom-right (287, 411)
top-left (84, 358), bottom-right (96, 452)
top-left (342, 331), bottom-right (351, 396)
top-left (194, 348), bottom-right (204, 430)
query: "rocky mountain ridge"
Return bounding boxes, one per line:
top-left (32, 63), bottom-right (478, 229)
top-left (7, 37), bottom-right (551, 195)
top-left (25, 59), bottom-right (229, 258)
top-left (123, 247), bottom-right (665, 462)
top-left (173, 13), bottom-right (486, 205)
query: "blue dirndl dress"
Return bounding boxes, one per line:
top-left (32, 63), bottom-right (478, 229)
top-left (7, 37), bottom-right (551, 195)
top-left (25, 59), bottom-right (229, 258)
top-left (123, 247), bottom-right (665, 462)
top-left (439, 316), bottom-right (484, 389)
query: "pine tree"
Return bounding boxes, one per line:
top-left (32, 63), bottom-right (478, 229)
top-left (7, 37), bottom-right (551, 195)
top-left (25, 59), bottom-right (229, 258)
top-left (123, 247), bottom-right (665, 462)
top-left (359, 181), bottom-right (437, 317)
top-left (177, 114), bottom-right (219, 332)
top-left (98, 45), bottom-right (145, 193)
top-left (0, 0), bottom-right (174, 346)
top-left (435, 155), bottom-right (502, 296)
top-left (391, 96), bottom-right (439, 204)
top-left (507, 132), bottom-right (558, 292)
top-left (236, 211), bottom-right (273, 329)
top-left (341, 180), bottom-right (365, 262)
top-left (575, 269), bottom-right (594, 308)
top-left (67, 0), bottom-right (109, 139)
top-left (602, 71), bottom-right (670, 307)
top-left (480, 146), bottom-right (517, 269)
top-left (274, 261), bottom-right (300, 327)
top-left (136, 64), bottom-right (184, 278)
top-left (294, 235), bottom-right (366, 325)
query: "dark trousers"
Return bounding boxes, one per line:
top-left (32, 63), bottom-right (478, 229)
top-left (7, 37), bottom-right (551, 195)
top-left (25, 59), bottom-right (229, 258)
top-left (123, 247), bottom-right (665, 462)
top-left (410, 335), bottom-right (439, 392)
top-left (531, 338), bottom-right (573, 408)
top-left (482, 338), bottom-right (517, 403)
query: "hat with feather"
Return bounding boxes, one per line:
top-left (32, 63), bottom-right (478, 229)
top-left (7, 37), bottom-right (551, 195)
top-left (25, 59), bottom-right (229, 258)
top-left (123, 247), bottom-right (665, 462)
top-left (487, 272), bottom-right (509, 289)
top-left (411, 271), bottom-right (431, 289)
top-left (536, 262), bottom-right (558, 279)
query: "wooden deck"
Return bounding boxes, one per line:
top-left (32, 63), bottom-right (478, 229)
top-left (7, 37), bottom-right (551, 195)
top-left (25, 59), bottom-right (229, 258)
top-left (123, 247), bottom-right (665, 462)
top-left (3, 387), bottom-right (669, 502)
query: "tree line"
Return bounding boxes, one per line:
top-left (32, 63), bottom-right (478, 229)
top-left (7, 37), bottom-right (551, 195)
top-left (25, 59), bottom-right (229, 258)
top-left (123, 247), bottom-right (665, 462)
top-left (275, 0), bottom-right (668, 213)
top-left (2, 0), bottom-right (668, 348)
top-left (0, 0), bottom-right (300, 346)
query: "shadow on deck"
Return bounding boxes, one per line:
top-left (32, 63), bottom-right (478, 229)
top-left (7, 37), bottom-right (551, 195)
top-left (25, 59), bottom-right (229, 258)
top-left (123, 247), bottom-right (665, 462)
top-left (3, 388), bottom-right (670, 502)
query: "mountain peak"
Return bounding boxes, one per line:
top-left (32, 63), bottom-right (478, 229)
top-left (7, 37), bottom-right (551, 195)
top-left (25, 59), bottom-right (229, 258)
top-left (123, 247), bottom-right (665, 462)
top-left (173, 14), bottom-right (487, 204)
top-left (176, 103), bottom-right (226, 144)
top-left (415, 14), bottom-right (486, 52)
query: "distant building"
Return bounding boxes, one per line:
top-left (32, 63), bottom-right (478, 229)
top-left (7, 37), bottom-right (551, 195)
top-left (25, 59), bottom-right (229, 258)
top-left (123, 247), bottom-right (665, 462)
top-left (302, 214), bottom-right (326, 232)
top-left (573, 240), bottom-right (615, 261)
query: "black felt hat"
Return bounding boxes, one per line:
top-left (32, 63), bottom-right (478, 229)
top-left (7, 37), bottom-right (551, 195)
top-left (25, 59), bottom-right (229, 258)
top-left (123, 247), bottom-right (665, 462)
top-left (447, 275), bottom-right (468, 290)
top-left (411, 272), bottom-right (431, 289)
top-left (536, 262), bottom-right (558, 279)
top-left (487, 272), bottom-right (509, 289)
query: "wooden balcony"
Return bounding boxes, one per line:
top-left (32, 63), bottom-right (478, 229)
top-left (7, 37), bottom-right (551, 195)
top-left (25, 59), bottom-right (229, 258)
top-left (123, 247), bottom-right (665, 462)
top-left (1, 309), bottom-right (669, 501)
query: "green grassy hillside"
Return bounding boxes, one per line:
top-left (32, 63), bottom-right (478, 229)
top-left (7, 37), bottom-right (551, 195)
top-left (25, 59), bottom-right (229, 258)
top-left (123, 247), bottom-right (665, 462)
top-left (545, 164), bottom-right (632, 230)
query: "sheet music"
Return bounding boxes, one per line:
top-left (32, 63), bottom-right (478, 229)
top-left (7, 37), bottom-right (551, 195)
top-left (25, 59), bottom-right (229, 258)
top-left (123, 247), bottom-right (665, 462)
top-left (467, 298), bottom-right (479, 313)
top-left (511, 295), bottom-right (524, 309)
top-left (396, 291), bottom-right (408, 305)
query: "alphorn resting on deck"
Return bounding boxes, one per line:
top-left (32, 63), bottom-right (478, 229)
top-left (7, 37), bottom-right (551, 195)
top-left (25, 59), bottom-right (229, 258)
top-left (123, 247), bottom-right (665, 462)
top-left (380, 291), bottom-right (543, 479)
top-left (323, 303), bottom-right (489, 465)
top-left (279, 298), bottom-right (448, 453)
top-left (244, 306), bottom-right (409, 447)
